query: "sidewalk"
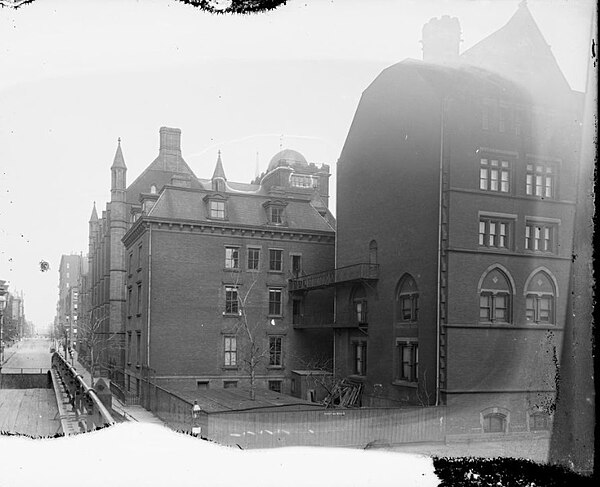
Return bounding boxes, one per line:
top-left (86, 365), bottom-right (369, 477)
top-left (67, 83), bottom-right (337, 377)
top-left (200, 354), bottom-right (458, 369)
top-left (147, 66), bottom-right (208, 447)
top-left (57, 350), bottom-right (165, 427)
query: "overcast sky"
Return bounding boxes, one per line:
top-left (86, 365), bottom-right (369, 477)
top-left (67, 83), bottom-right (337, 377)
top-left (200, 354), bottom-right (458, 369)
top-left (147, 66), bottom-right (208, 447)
top-left (0, 0), bottom-right (595, 330)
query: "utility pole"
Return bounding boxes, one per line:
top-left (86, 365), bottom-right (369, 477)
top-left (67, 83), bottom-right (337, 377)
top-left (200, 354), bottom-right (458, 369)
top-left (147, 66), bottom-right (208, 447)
top-left (0, 280), bottom-right (9, 365)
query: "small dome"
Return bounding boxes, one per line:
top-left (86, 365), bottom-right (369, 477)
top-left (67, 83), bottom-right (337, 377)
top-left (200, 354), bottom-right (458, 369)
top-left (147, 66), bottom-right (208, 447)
top-left (267, 149), bottom-right (308, 172)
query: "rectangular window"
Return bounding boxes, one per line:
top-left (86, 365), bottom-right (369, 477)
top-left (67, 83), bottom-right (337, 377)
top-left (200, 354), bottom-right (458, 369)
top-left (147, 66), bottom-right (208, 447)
top-left (196, 381), bottom-right (209, 390)
top-left (136, 283), bottom-right (142, 315)
top-left (136, 332), bottom-right (141, 365)
top-left (398, 342), bottom-right (418, 382)
top-left (526, 162), bottom-right (555, 198)
top-left (223, 381), bottom-right (238, 389)
top-left (268, 380), bottom-right (282, 393)
top-left (247, 248), bottom-right (260, 270)
top-left (268, 288), bottom-right (283, 316)
top-left (137, 244), bottom-right (142, 269)
top-left (353, 342), bottom-right (367, 376)
top-left (291, 254), bottom-right (302, 277)
top-left (225, 247), bottom-right (240, 269)
top-left (480, 158), bottom-right (510, 193)
top-left (209, 200), bottom-right (225, 219)
top-left (292, 298), bottom-right (303, 325)
top-left (400, 295), bottom-right (418, 321)
top-left (482, 101), bottom-right (490, 130)
top-left (271, 207), bottom-right (283, 224)
top-left (355, 299), bottom-right (368, 325)
top-left (480, 292), bottom-right (511, 323)
top-left (526, 294), bottom-right (554, 324)
top-left (269, 249), bottom-right (283, 272)
top-left (498, 105), bottom-right (506, 133)
top-left (127, 287), bottom-right (132, 316)
top-left (525, 222), bottom-right (556, 252)
top-left (269, 336), bottom-right (283, 367)
top-left (225, 287), bottom-right (239, 314)
top-left (479, 217), bottom-right (512, 249)
top-left (127, 332), bottom-right (132, 364)
top-left (224, 336), bottom-right (237, 367)
top-left (128, 253), bottom-right (133, 275)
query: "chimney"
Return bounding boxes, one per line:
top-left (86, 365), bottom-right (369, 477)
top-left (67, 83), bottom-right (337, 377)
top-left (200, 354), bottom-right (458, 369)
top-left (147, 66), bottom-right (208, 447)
top-left (159, 127), bottom-right (182, 156)
top-left (421, 15), bottom-right (462, 63)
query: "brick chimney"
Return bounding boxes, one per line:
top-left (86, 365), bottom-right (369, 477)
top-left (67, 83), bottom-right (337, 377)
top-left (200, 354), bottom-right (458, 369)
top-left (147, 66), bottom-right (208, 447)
top-left (421, 15), bottom-right (462, 63)
top-left (159, 127), bottom-right (182, 156)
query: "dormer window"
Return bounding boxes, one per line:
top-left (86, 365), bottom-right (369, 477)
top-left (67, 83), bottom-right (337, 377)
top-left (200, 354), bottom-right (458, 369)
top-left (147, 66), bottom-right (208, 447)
top-left (263, 200), bottom-right (288, 225)
top-left (210, 200), bottom-right (226, 219)
top-left (204, 194), bottom-right (227, 220)
top-left (213, 179), bottom-right (225, 192)
top-left (150, 185), bottom-right (157, 194)
top-left (271, 207), bottom-right (283, 224)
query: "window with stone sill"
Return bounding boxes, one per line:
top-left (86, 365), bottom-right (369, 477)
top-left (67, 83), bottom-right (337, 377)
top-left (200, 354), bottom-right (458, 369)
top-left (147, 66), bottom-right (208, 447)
top-left (479, 218), bottom-right (512, 250)
top-left (269, 249), bottom-right (283, 272)
top-left (224, 335), bottom-right (237, 367)
top-left (353, 341), bottom-right (367, 376)
top-left (224, 286), bottom-right (239, 315)
top-left (525, 222), bottom-right (556, 253)
top-left (479, 158), bottom-right (511, 193)
top-left (397, 341), bottom-right (418, 383)
top-left (268, 288), bottom-right (283, 316)
top-left (268, 336), bottom-right (283, 367)
top-left (525, 270), bottom-right (556, 325)
top-left (526, 162), bottom-right (556, 198)
top-left (225, 246), bottom-right (240, 270)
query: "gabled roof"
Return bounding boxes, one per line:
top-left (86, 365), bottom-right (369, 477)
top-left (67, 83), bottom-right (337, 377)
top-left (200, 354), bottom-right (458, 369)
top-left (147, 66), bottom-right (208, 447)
top-left (460, 1), bottom-right (572, 100)
top-left (148, 187), bottom-right (335, 233)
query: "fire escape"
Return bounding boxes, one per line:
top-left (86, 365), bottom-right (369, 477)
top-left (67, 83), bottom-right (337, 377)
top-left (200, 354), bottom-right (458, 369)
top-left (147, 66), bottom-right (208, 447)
top-left (288, 263), bottom-right (379, 332)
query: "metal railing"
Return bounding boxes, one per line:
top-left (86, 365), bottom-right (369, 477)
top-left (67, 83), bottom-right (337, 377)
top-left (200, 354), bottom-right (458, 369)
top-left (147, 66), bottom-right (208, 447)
top-left (52, 352), bottom-right (115, 432)
top-left (289, 263), bottom-right (379, 292)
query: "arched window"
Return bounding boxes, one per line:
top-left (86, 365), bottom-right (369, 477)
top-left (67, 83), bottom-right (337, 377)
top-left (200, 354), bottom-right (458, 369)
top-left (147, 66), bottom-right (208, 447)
top-left (478, 266), bottom-right (513, 324)
top-left (150, 184), bottom-right (157, 194)
top-left (529, 411), bottom-right (550, 431)
top-left (395, 274), bottom-right (419, 323)
top-left (525, 270), bottom-right (556, 324)
top-left (369, 240), bottom-right (377, 265)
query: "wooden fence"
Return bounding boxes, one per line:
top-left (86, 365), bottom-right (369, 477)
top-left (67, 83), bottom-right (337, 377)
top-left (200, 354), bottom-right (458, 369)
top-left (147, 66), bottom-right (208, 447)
top-left (206, 406), bottom-right (446, 449)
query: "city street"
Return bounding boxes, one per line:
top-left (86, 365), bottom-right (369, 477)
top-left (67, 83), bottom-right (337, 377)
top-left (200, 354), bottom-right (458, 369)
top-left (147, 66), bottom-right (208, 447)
top-left (2, 338), bottom-right (53, 372)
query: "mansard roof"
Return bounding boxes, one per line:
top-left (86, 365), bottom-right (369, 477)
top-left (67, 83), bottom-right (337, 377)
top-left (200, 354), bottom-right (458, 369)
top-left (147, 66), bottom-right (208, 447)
top-left (147, 187), bottom-right (334, 233)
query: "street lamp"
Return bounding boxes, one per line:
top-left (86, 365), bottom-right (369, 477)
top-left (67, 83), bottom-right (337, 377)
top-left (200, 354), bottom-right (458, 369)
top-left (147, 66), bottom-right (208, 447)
top-left (191, 400), bottom-right (202, 437)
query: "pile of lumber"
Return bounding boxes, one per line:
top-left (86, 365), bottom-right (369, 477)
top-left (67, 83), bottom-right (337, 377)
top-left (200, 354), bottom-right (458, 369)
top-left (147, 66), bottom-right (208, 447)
top-left (323, 378), bottom-right (363, 408)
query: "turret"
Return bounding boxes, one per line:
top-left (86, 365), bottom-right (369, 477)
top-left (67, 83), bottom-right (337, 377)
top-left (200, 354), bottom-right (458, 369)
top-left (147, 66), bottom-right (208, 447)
top-left (211, 150), bottom-right (227, 192)
top-left (110, 138), bottom-right (127, 199)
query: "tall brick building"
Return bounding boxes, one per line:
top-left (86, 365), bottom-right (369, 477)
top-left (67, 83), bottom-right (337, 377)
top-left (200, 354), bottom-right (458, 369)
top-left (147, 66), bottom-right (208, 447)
top-left (56, 254), bottom-right (84, 350)
top-left (84, 127), bottom-right (203, 378)
top-left (291, 2), bottom-right (583, 435)
top-left (121, 146), bottom-right (335, 399)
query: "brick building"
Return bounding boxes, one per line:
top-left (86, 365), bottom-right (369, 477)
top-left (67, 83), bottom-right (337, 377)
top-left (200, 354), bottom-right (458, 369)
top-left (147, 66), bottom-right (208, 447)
top-left (291, 3), bottom-right (583, 435)
top-left (121, 146), bottom-right (335, 399)
top-left (84, 127), bottom-right (203, 378)
top-left (56, 254), bottom-right (84, 350)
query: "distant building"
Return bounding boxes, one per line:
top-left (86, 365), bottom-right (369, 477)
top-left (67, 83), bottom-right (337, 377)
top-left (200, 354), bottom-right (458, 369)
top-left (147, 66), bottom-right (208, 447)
top-left (291, 2), bottom-right (583, 435)
top-left (121, 144), bottom-right (335, 400)
top-left (56, 254), bottom-right (83, 350)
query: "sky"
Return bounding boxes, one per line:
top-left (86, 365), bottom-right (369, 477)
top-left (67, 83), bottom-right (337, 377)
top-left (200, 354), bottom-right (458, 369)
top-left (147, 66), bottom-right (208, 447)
top-left (0, 0), bottom-right (595, 330)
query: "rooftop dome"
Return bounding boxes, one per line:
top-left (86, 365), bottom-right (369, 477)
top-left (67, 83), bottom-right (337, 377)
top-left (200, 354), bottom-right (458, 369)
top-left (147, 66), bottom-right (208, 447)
top-left (267, 149), bottom-right (308, 172)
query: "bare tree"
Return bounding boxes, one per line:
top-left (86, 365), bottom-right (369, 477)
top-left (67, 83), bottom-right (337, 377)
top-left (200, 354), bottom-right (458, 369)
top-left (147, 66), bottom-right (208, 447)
top-left (231, 274), bottom-right (273, 401)
top-left (77, 312), bottom-right (123, 387)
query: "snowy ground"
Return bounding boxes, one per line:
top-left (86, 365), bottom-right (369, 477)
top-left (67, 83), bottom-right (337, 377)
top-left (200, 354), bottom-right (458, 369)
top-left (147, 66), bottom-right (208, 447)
top-left (0, 423), bottom-right (439, 487)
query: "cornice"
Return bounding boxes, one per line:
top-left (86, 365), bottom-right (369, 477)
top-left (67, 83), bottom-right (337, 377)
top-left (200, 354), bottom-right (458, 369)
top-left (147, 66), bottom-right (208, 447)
top-left (123, 216), bottom-right (335, 247)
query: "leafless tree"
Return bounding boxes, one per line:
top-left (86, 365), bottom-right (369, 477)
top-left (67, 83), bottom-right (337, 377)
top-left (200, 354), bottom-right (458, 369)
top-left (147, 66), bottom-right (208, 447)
top-left (77, 312), bottom-right (123, 387)
top-left (231, 274), bottom-right (273, 401)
